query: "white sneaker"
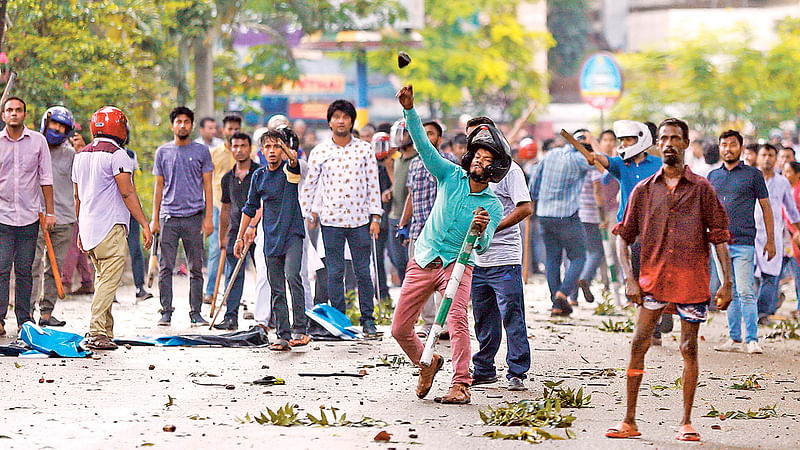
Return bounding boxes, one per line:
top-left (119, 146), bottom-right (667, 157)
top-left (714, 339), bottom-right (743, 352)
top-left (746, 341), bottom-right (763, 354)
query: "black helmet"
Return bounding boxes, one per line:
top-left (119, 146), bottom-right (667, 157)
top-left (462, 124), bottom-right (512, 183)
top-left (276, 125), bottom-right (300, 151)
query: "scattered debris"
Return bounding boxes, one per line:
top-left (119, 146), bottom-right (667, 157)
top-left (191, 380), bottom-right (235, 389)
top-left (162, 424), bottom-right (176, 432)
top-left (148, 364), bottom-right (155, 370)
top-left (377, 354), bottom-right (409, 368)
top-left (729, 374), bottom-right (765, 391)
top-left (483, 427), bottom-right (572, 443)
top-left (14, 362), bottom-right (20, 368)
top-left (703, 404), bottom-right (780, 419)
top-left (479, 399), bottom-right (575, 428)
top-left (188, 371), bottom-right (219, 377)
top-left (253, 375), bottom-right (285, 386)
top-left (542, 380), bottom-right (591, 408)
top-left (374, 430), bottom-right (392, 441)
top-left (164, 395), bottom-right (175, 408)
top-left (237, 403), bottom-right (386, 428)
top-left (297, 372), bottom-right (366, 378)
top-left (598, 319), bottom-right (634, 333)
top-left (766, 319), bottom-right (800, 340)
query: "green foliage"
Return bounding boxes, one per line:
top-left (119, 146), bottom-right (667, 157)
top-left (547, 0), bottom-right (594, 77)
top-left (593, 292), bottom-right (621, 316)
top-left (479, 399), bottom-right (576, 428)
top-left (365, 0), bottom-right (553, 118)
top-left (483, 427), bottom-right (573, 443)
top-left (237, 403), bottom-right (304, 426)
top-left (345, 289), bottom-right (394, 325)
top-left (612, 18), bottom-right (800, 135)
top-left (703, 404), bottom-right (780, 420)
top-left (766, 319), bottom-right (800, 340)
top-left (237, 403), bottom-right (386, 427)
top-left (542, 380), bottom-right (591, 408)
top-left (729, 374), bottom-right (765, 391)
top-left (598, 318), bottom-right (634, 333)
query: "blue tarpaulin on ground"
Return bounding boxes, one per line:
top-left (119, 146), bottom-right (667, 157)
top-left (114, 325), bottom-right (271, 347)
top-left (15, 323), bottom-right (92, 358)
top-left (306, 304), bottom-right (362, 340)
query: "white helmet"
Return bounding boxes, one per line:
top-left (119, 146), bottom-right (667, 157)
top-left (252, 127), bottom-right (269, 147)
top-left (390, 119), bottom-right (410, 148)
top-left (267, 114), bottom-right (289, 130)
top-left (614, 120), bottom-right (652, 160)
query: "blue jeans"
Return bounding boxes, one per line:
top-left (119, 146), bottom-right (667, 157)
top-left (726, 245), bottom-right (758, 343)
top-left (756, 273), bottom-right (779, 319)
top-left (780, 256), bottom-right (800, 311)
top-left (0, 221), bottom-right (39, 326)
top-left (204, 206), bottom-right (220, 296)
top-left (387, 218), bottom-right (408, 283)
top-left (128, 217), bottom-right (145, 290)
top-left (471, 264), bottom-right (531, 380)
top-left (321, 224), bottom-right (375, 326)
top-left (222, 235), bottom-right (256, 324)
top-left (539, 214), bottom-right (586, 307)
top-left (579, 222), bottom-right (604, 284)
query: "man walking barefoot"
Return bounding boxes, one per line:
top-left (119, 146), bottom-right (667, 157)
top-left (607, 118), bottom-right (733, 442)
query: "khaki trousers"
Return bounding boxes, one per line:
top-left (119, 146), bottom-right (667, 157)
top-left (87, 224), bottom-right (128, 338)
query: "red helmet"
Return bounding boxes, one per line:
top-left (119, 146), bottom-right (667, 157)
top-left (90, 106), bottom-right (128, 145)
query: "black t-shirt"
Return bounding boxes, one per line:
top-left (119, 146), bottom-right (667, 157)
top-left (221, 162), bottom-right (261, 237)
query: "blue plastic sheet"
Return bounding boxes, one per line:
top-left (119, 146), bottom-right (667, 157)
top-left (305, 304), bottom-right (362, 340)
top-left (18, 322), bottom-right (91, 358)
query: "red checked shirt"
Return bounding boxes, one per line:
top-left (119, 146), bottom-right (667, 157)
top-left (614, 166), bottom-right (730, 304)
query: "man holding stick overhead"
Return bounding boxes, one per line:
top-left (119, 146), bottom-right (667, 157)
top-left (607, 118), bottom-right (733, 442)
top-left (391, 85), bottom-right (504, 405)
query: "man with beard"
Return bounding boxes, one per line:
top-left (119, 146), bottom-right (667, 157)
top-left (607, 118), bottom-right (733, 443)
top-left (151, 106), bottom-right (214, 327)
top-left (709, 130), bottom-right (775, 354)
top-left (752, 144), bottom-right (800, 327)
top-left (299, 99), bottom-right (383, 336)
top-left (391, 85), bottom-right (504, 405)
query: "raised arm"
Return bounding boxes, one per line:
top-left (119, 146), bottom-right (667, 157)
top-left (398, 85), bottom-right (455, 181)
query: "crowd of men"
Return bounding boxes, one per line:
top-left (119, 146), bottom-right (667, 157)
top-left (3, 84), bottom-right (800, 441)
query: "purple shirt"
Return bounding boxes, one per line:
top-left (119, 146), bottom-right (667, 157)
top-left (0, 126), bottom-right (53, 226)
top-left (152, 141), bottom-right (213, 218)
top-left (72, 139), bottom-right (137, 251)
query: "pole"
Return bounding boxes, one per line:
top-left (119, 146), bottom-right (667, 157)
top-left (38, 213), bottom-right (65, 299)
top-left (209, 244), bottom-right (249, 329)
top-left (355, 48), bottom-right (368, 130)
top-left (209, 249), bottom-right (226, 316)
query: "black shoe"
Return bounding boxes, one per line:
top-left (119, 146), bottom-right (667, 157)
top-left (136, 288), bottom-right (153, 300)
top-left (362, 323), bottom-right (378, 337)
top-left (38, 316), bottom-right (66, 327)
top-left (190, 312), bottom-right (209, 327)
top-left (157, 311), bottom-right (172, 326)
top-left (472, 375), bottom-right (498, 386)
top-left (577, 279), bottom-right (595, 303)
top-left (214, 319), bottom-right (238, 330)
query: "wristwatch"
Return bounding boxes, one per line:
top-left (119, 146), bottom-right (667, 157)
top-left (371, 215), bottom-right (381, 224)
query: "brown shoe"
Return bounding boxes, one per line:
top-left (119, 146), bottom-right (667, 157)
top-left (86, 334), bottom-right (118, 350)
top-left (434, 382), bottom-right (471, 404)
top-left (416, 353), bottom-right (444, 399)
top-left (72, 283), bottom-right (94, 295)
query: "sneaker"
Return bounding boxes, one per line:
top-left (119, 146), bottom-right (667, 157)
top-left (136, 289), bottom-right (153, 300)
top-left (507, 377), bottom-right (527, 391)
top-left (213, 319), bottom-right (237, 331)
top-left (472, 376), bottom-right (498, 386)
top-left (363, 323), bottom-right (378, 337)
top-left (38, 316), bottom-right (66, 327)
top-left (746, 341), bottom-right (763, 354)
top-left (157, 311), bottom-right (172, 326)
top-left (190, 312), bottom-right (209, 327)
top-left (714, 339), bottom-right (743, 352)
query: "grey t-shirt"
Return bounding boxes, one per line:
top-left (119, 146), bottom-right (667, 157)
top-left (475, 162), bottom-right (531, 267)
top-left (41, 141), bottom-right (76, 224)
top-left (153, 141), bottom-right (213, 218)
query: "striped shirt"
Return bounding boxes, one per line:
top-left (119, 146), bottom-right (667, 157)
top-left (406, 150), bottom-right (458, 239)
top-left (578, 169), bottom-right (603, 224)
top-left (530, 145), bottom-right (592, 218)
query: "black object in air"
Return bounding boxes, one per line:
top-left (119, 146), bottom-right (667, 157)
top-left (398, 51), bottom-right (411, 68)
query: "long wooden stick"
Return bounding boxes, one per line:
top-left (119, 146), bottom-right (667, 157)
top-left (209, 244), bottom-right (249, 329)
top-left (521, 216), bottom-right (532, 283)
top-left (0, 70), bottom-right (17, 111)
top-left (560, 129), bottom-right (605, 172)
top-left (209, 248), bottom-right (226, 316)
top-left (39, 213), bottom-right (65, 299)
top-left (146, 233), bottom-right (159, 288)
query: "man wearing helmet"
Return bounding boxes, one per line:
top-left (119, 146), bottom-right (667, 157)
top-left (386, 119), bottom-right (417, 283)
top-left (0, 97), bottom-right (55, 336)
top-left (72, 106), bottom-right (153, 349)
top-left (30, 107), bottom-right (77, 327)
top-left (393, 85), bottom-right (504, 404)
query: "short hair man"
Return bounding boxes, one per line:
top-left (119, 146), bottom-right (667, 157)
top-left (299, 99), bottom-right (383, 336)
top-left (0, 97), bottom-right (55, 335)
top-left (151, 106), bottom-right (214, 326)
top-left (73, 107), bottom-right (153, 349)
top-left (607, 118), bottom-right (733, 443)
top-left (709, 130), bottom-right (775, 353)
top-left (195, 117), bottom-right (223, 148)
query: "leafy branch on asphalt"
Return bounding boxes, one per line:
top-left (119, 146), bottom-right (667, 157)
top-left (703, 404), bottom-right (780, 420)
top-left (236, 403), bottom-right (386, 427)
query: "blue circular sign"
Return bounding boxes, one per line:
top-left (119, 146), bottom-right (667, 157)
top-left (580, 52), bottom-right (623, 110)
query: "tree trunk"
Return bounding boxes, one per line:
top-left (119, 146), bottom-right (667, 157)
top-left (194, 32), bottom-right (215, 119)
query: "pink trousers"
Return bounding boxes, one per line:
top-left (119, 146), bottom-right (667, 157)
top-left (391, 258), bottom-right (474, 386)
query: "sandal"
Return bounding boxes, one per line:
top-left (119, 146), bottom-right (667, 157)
top-left (269, 339), bottom-right (291, 351)
top-left (605, 421), bottom-right (641, 439)
top-left (675, 424), bottom-right (700, 442)
top-left (86, 334), bottom-right (118, 350)
top-left (289, 334), bottom-right (311, 347)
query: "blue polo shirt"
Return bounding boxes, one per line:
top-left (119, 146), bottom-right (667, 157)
top-left (707, 161), bottom-right (769, 246)
top-left (605, 153), bottom-right (663, 222)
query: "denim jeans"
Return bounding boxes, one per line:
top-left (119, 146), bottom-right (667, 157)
top-left (387, 218), bottom-right (408, 284)
top-left (375, 225), bottom-right (390, 298)
top-left (538, 214), bottom-right (586, 307)
top-left (128, 217), bottom-right (145, 290)
top-left (0, 221), bottom-right (39, 326)
top-left (471, 264), bottom-right (531, 380)
top-left (579, 222), bottom-right (604, 283)
top-left (159, 213), bottom-right (205, 315)
top-left (267, 237), bottom-right (307, 340)
top-left (780, 256), bottom-right (800, 311)
top-left (726, 245), bottom-right (758, 343)
top-left (204, 206), bottom-right (220, 296)
top-left (321, 224), bottom-right (375, 325)
top-left (756, 273), bottom-right (779, 319)
top-left (222, 236), bottom-right (256, 324)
